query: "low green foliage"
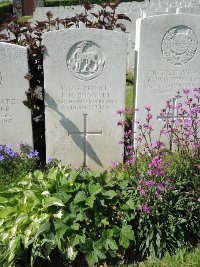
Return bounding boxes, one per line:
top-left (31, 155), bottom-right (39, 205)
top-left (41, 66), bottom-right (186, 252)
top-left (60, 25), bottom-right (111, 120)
top-left (0, 149), bottom-right (199, 266)
top-left (0, 1), bottom-right (12, 22)
top-left (126, 72), bottom-right (134, 109)
top-left (0, 144), bottom-right (38, 185)
top-left (122, 247), bottom-right (200, 267)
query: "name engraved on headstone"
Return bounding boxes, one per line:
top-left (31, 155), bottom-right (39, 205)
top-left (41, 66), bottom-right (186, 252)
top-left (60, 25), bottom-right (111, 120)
top-left (143, 69), bottom-right (200, 95)
top-left (0, 98), bottom-right (16, 123)
top-left (57, 84), bottom-right (118, 111)
top-left (66, 41), bottom-right (105, 81)
top-left (161, 25), bottom-right (198, 65)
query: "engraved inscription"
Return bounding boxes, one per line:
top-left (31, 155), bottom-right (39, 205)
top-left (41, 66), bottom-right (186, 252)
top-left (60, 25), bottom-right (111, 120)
top-left (161, 26), bottom-right (198, 65)
top-left (144, 69), bottom-right (200, 95)
top-left (0, 98), bottom-right (16, 123)
top-left (57, 85), bottom-right (118, 111)
top-left (66, 41), bottom-right (105, 81)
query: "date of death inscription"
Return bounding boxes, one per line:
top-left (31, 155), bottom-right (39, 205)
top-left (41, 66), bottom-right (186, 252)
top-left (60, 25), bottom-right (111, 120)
top-left (56, 85), bottom-right (118, 111)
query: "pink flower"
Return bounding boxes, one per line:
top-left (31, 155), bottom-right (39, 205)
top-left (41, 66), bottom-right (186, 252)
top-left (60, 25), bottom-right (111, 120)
top-left (193, 143), bottom-right (200, 149)
top-left (145, 105), bottom-right (151, 111)
top-left (196, 164), bottom-right (200, 170)
top-left (139, 203), bottom-right (152, 213)
top-left (183, 89), bottom-right (190, 95)
top-left (197, 197), bottom-right (200, 202)
top-left (111, 161), bottom-right (118, 168)
top-left (117, 108), bottom-right (125, 115)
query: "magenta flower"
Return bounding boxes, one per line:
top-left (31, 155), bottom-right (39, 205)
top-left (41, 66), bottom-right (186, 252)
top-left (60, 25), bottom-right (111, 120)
top-left (117, 108), bottom-right (125, 115)
top-left (196, 164), bottom-right (200, 170)
top-left (139, 203), bottom-right (152, 213)
top-left (111, 161), bottom-right (118, 168)
top-left (197, 197), bottom-right (200, 202)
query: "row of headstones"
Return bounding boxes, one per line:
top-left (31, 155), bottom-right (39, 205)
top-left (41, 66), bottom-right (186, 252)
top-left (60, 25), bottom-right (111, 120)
top-left (29, 0), bottom-right (200, 72)
top-left (1, 13), bottom-right (200, 170)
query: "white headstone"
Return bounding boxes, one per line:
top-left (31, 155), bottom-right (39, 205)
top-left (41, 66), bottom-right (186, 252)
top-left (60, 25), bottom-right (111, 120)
top-left (134, 14), bottom-right (200, 148)
top-left (43, 29), bottom-right (127, 170)
top-left (0, 43), bottom-right (33, 149)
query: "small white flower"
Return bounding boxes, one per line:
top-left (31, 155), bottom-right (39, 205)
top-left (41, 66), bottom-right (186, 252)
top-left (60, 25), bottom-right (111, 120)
top-left (41, 191), bottom-right (50, 196)
top-left (53, 209), bottom-right (63, 219)
top-left (67, 246), bottom-right (74, 259)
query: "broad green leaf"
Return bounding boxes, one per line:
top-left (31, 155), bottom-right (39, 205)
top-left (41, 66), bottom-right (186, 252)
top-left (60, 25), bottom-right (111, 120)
top-left (85, 195), bottom-right (96, 208)
top-left (88, 183), bottom-right (102, 196)
top-left (0, 196), bottom-right (8, 203)
top-left (37, 221), bottom-right (50, 236)
top-left (34, 170), bottom-right (43, 180)
top-left (126, 199), bottom-right (135, 210)
top-left (0, 207), bottom-right (16, 219)
top-left (74, 191), bottom-right (87, 204)
top-left (86, 250), bottom-right (98, 266)
top-left (44, 197), bottom-right (65, 207)
top-left (106, 238), bottom-right (118, 250)
top-left (119, 225), bottom-right (135, 249)
top-left (102, 190), bottom-right (117, 199)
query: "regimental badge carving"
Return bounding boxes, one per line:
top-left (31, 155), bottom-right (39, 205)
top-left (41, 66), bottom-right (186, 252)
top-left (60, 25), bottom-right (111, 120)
top-left (66, 41), bottom-right (105, 80)
top-left (161, 26), bottom-right (198, 65)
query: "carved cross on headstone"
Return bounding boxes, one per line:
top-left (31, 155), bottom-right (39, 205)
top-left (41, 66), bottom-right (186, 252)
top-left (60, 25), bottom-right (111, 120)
top-left (68, 114), bottom-right (102, 167)
top-left (157, 97), bottom-right (189, 150)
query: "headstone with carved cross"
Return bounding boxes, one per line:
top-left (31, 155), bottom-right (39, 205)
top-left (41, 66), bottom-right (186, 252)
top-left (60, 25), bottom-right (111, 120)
top-left (133, 14), bottom-right (200, 149)
top-left (0, 43), bottom-right (33, 149)
top-left (43, 29), bottom-right (127, 170)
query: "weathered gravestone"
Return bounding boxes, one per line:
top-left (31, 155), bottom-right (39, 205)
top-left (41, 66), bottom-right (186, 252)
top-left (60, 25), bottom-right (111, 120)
top-left (0, 43), bottom-right (33, 149)
top-left (134, 14), bottom-right (200, 148)
top-left (43, 29), bottom-right (127, 170)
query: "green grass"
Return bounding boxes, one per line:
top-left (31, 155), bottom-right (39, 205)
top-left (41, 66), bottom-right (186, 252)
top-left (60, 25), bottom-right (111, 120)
top-left (118, 247), bottom-right (200, 267)
top-left (126, 71), bottom-right (134, 108)
top-left (0, 1), bottom-right (11, 8)
top-left (18, 16), bottom-right (31, 23)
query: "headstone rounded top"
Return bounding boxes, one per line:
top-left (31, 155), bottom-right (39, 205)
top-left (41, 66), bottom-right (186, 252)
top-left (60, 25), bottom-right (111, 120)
top-left (66, 41), bottom-right (105, 81)
top-left (161, 25), bottom-right (198, 65)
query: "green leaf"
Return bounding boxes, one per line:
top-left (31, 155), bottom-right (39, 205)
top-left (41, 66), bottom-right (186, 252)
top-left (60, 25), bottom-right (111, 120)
top-left (86, 250), bottom-right (98, 266)
top-left (88, 183), bottom-right (102, 196)
top-left (0, 196), bottom-right (8, 203)
top-left (102, 190), bottom-right (117, 199)
top-left (0, 207), bottom-right (16, 219)
top-left (119, 225), bottom-right (135, 249)
top-left (37, 221), bottom-right (50, 236)
top-left (34, 170), bottom-right (43, 180)
top-left (74, 191), bottom-right (87, 204)
top-left (44, 197), bottom-right (65, 207)
top-left (85, 195), bottom-right (96, 208)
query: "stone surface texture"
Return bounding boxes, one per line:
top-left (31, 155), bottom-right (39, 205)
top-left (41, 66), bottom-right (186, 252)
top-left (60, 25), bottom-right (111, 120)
top-left (134, 14), bottom-right (200, 148)
top-left (0, 43), bottom-right (33, 149)
top-left (43, 29), bottom-right (127, 170)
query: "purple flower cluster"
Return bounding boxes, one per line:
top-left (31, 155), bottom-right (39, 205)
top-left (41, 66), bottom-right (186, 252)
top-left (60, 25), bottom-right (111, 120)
top-left (26, 150), bottom-right (39, 159)
top-left (147, 156), bottom-right (164, 176)
top-left (0, 145), bottom-right (18, 161)
top-left (137, 175), bottom-right (176, 213)
top-left (139, 203), bottom-right (152, 213)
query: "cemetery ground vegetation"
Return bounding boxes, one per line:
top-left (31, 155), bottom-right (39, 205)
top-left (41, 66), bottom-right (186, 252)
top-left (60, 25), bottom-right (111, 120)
top-left (0, 3), bottom-right (200, 267)
top-left (0, 91), bottom-right (199, 266)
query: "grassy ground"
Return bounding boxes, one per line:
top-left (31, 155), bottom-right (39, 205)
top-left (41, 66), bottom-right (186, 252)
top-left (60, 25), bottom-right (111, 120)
top-left (118, 247), bottom-right (200, 267)
top-left (0, 1), bottom-right (11, 8)
top-left (18, 16), bottom-right (31, 23)
top-left (126, 71), bottom-right (134, 108)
